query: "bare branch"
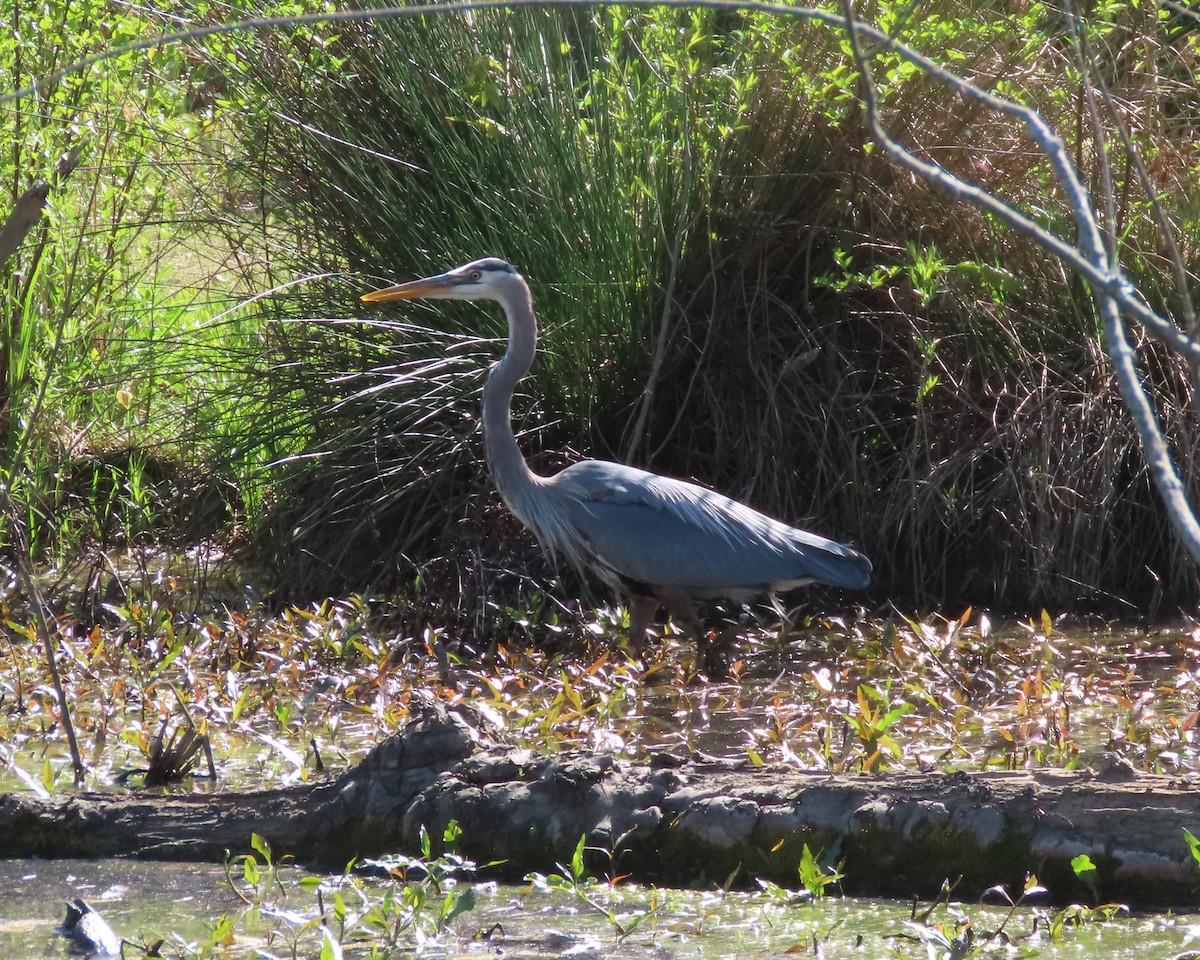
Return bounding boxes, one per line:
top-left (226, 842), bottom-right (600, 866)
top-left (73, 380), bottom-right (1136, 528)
top-left (840, 0), bottom-right (1200, 565)
top-left (0, 145), bottom-right (82, 267)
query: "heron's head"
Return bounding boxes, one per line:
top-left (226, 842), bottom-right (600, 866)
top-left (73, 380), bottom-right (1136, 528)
top-left (361, 257), bottom-right (520, 304)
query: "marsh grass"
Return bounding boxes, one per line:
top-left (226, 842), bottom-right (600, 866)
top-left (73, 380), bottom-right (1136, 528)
top-left (198, 3), bottom-right (1200, 616)
top-left (0, 0), bottom-right (292, 590)
top-left (5, 593), bottom-right (1200, 797)
top-left (198, 7), bottom-right (686, 599)
top-left (7, 1), bottom-right (1200, 620)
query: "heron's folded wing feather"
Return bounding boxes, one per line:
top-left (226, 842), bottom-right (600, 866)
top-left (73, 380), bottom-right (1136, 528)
top-left (563, 473), bottom-right (868, 591)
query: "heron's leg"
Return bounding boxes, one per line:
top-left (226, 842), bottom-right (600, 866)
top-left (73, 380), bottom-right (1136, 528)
top-left (659, 589), bottom-right (701, 634)
top-left (661, 590), bottom-right (730, 678)
top-left (627, 595), bottom-right (659, 653)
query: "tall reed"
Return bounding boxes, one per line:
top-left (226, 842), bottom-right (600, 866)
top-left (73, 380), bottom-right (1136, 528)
top-left (214, 3), bottom-right (1200, 612)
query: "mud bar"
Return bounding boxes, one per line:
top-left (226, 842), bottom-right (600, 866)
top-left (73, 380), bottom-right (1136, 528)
top-left (2, 704), bottom-right (1198, 908)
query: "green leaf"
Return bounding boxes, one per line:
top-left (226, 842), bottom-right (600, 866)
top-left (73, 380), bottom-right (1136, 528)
top-left (798, 844), bottom-right (823, 896)
top-left (319, 924), bottom-right (343, 960)
top-left (230, 687), bottom-right (252, 724)
top-left (441, 886), bottom-right (477, 926)
top-left (250, 832), bottom-right (271, 865)
top-left (570, 834), bottom-right (588, 884)
top-left (1184, 828), bottom-right (1200, 867)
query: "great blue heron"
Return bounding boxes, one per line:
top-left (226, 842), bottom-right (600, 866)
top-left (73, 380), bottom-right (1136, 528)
top-left (362, 258), bottom-right (871, 646)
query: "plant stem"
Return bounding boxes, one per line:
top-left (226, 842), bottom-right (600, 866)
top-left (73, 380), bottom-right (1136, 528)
top-left (11, 521), bottom-right (84, 782)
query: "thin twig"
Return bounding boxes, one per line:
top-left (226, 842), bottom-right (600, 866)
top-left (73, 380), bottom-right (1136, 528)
top-left (10, 525), bottom-right (85, 783)
top-left (840, 0), bottom-right (1200, 565)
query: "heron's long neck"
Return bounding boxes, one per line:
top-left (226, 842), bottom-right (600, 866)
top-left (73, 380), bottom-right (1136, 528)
top-left (482, 280), bottom-right (545, 524)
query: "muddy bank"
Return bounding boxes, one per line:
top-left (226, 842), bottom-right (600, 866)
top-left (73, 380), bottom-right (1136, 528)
top-left (2, 704), bottom-right (1198, 907)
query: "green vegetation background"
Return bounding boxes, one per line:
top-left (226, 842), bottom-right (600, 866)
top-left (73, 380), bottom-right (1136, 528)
top-left (3, 0), bottom-right (1200, 620)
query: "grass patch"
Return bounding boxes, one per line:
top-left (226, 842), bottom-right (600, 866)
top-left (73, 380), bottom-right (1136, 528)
top-left (202, 3), bottom-right (1200, 614)
top-left (0, 1), bottom-right (275, 578)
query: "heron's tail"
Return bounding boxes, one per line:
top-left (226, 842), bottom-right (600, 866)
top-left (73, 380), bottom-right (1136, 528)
top-left (796, 539), bottom-right (873, 590)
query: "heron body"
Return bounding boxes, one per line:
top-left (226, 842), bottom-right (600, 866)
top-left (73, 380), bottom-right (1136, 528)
top-left (362, 258), bottom-right (871, 643)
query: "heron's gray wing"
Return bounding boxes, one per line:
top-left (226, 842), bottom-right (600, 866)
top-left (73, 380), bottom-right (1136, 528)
top-left (559, 462), bottom-right (869, 591)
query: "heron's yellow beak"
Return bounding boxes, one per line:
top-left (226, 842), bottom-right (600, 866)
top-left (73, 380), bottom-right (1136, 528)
top-left (360, 274), bottom-right (454, 303)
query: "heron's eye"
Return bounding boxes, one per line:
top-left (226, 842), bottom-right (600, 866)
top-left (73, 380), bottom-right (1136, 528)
top-left (470, 270), bottom-right (482, 281)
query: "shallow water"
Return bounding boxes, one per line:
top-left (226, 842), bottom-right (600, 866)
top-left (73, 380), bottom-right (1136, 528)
top-left (1, 858), bottom-right (1197, 959)
top-left (3, 618), bottom-right (1197, 796)
top-left (5, 616), bottom-right (1200, 957)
